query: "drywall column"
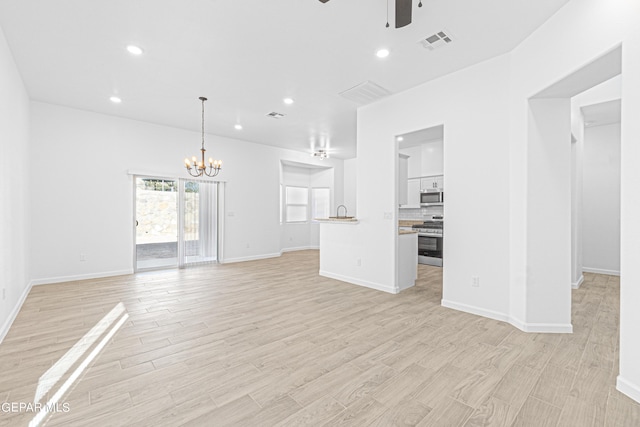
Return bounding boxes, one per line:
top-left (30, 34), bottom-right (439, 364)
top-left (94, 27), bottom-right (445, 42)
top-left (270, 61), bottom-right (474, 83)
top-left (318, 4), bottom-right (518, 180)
top-left (525, 98), bottom-right (572, 332)
top-left (618, 31), bottom-right (640, 403)
top-left (0, 25), bottom-right (31, 342)
top-left (570, 136), bottom-right (582, 288)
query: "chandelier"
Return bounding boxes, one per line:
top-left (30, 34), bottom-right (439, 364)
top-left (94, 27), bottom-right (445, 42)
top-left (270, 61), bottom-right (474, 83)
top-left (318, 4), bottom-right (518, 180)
top-left (184, 96), bottom-right (222, 177)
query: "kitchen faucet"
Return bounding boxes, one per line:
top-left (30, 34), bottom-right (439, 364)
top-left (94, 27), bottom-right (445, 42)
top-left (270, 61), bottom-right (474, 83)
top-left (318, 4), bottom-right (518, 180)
top-left (336, 205), bottom-right (347, 218)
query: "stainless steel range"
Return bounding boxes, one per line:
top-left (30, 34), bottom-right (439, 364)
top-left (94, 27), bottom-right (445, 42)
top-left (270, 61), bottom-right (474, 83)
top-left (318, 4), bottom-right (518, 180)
top-left (412, 216), bottom-right (443, 267)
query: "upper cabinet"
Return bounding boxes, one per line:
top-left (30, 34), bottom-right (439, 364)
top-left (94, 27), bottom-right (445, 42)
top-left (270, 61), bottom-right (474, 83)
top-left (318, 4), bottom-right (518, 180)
top-left (420, 175), bottom-right (444, 191)
top-left (398, 125), bottom-right (444, 209)
top-left (399, 154), bottom-right (421, 209)
top-left (421, 140), bottom-right (444, 177)
top-left (405, 178), bottom-right (421, 208)
top-left (399, 139), bottom-right (443, 178)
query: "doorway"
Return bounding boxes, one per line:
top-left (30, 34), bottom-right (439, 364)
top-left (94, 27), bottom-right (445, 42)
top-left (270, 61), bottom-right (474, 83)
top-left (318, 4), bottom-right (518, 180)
top-left (134, 176), bottom-right (220, 271)
top-left (524, 46), bottom-right (621, 329)
top-left (396, 124), bottom-right (445, 296)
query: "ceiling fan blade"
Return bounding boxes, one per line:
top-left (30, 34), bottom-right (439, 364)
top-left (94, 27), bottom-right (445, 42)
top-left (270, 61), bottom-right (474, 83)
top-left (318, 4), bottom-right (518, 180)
top-left (395, 0), bottom-right (412, 28)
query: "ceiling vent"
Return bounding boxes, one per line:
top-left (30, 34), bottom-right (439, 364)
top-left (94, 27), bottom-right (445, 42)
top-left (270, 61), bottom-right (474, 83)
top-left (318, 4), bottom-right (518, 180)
top-left (419, 30), bottom-right (454, 50)
top-left (266, 112), bottom-right (285, 119)
top-left (339, 80), bottom-right (392, 105)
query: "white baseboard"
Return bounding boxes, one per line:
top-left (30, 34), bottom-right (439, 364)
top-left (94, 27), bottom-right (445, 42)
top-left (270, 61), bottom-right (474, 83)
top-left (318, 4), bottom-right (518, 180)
top-left (572, 274), bottom-right (584, 289)
top-left (441, 299), bottom-right (573, 333)
top-left (223, 247), bottom-right (320, 264)
top-left (30, 269), bottom-right (133, 286)
top-left (516, 322), bottom-right (573, 333)
top-left (508, 316), bottom-right (528, 332)
top-left (582, 267), bottom-right (620, 276)
top-left (281, 246), bottom-right (319, 253)
top-left (222, 252), bottom-right (282, 264)
top-left (319, 270), bottom-right (398, 294)
top-left (441, 299), bottom-right (510, 323)
top-left (0, 281), bottom-right (33, 344)
top-left (617, 375), bottom-right (640, 404)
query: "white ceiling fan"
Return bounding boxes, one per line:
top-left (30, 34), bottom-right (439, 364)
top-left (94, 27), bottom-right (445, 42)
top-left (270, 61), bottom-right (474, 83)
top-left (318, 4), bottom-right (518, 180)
top-left (318, 0), bottom-right (423, 28)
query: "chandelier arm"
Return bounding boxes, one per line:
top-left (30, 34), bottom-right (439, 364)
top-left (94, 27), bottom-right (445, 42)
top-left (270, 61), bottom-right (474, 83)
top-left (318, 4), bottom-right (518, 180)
top-left (205, 168), bottom-right (220, 178)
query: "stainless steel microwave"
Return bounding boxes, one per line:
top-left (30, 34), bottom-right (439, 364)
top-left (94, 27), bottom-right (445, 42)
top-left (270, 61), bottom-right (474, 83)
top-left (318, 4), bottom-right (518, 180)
top-left (420, 190), bottom-right (444, 206)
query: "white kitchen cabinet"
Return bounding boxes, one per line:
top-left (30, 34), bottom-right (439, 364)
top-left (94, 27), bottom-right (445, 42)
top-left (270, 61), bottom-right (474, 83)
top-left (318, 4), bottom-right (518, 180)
top-left (400, 178), bottom-right (421, 209)
top-left (398, 154), bottom-right (409, 206)
top-left (420, 175), bottom-right (444, 191)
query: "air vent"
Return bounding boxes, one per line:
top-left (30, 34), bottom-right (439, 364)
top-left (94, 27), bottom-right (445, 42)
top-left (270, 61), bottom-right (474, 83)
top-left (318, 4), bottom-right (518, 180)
top-left (266, 112), bottom-right (285, 119)
top-left (339, 80), bottom-right (392, 105)
top-left (419, 30), bottom-right (454, 50)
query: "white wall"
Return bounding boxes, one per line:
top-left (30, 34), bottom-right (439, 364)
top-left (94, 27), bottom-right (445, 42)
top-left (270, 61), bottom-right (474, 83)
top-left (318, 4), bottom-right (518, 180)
top-left (0, 26), bottom-right (30, 341)
top-left (343, 158), bottom-right (357, 217)
top-left (505, 0), bottom-right (640, 402)
top-left (620, 25), bottom-right (640, 403)
top-left (525, 98), bottom-right (572, 328)
top-left (582, 123), bottom-right (621, 274)
top-left (351, 53), bottom-right (512, 313)
top-left (29, 102), bottom-right (344, 282)
top-left (570, 132), bottom-right (583, 288)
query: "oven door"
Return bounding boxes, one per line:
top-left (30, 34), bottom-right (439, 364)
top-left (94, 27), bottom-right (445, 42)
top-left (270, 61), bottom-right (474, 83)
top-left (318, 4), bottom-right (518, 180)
top-left (418, 234), bottom-right (443, 266)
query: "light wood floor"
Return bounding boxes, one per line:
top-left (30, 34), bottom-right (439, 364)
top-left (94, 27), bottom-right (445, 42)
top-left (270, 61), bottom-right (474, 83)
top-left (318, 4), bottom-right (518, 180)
top-left (1, 250), bottom-right (639, 426)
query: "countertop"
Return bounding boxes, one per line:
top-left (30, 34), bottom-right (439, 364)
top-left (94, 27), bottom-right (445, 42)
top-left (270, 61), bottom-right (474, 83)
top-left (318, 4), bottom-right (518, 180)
top-left (398, 220), bottom-right (424, 227)
top-left (315, 218), bottom-right (359, 223)
top-left (399, 229), bottom-right (418, 235)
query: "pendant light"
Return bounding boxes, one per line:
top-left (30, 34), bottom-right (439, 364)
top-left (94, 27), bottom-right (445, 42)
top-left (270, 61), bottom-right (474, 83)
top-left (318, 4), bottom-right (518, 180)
top-left (184, 96), bottom-right (222, 177)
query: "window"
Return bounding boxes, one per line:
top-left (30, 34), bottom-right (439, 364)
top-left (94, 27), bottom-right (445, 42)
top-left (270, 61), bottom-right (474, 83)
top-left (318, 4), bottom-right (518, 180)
top-left (311, 188), bottom-right (330, 220)
top-left (285, 186), bottom-right (308, 223)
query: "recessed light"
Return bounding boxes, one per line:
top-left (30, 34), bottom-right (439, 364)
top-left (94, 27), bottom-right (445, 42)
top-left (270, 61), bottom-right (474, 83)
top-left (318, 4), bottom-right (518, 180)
top-left (397, 136), bottom-right (404, 142)
top-left (234, 124), bottom-right (243, 130)
top-left (126, 45), bottom-right (144, 55)
top-left (283, 98), bottom-right (294, 105)
top-left (376, 48), bottom-right (390, 58)
top-left (109, 96), bottom-right (122, 103)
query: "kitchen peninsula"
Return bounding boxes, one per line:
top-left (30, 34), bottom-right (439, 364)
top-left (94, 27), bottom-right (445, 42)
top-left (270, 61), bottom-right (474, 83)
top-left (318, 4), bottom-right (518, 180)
top-left (318, 217), bottom-right (417, 294)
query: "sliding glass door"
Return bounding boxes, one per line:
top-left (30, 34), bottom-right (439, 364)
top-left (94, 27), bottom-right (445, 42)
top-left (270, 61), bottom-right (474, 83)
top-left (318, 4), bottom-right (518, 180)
top-left (135, 178), bottom-right (179, 270)
top-left (135, 176), bottom-right (219, 271)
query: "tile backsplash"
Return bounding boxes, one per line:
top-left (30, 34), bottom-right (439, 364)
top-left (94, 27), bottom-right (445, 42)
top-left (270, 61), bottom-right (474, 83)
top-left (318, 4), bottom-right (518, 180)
top-left (398, 206), bottom-right (444, 220)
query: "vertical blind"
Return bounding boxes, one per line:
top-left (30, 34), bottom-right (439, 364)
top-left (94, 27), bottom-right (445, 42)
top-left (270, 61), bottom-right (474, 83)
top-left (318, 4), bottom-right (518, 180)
top-left (178, 178), bottom-right (218, 268)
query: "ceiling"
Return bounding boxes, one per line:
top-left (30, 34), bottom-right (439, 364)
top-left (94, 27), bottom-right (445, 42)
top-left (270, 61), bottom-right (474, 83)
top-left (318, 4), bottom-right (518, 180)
top-left (0, 0), bottom-right (570, 159)
top-left (398, 125), bottom-right (444, 149)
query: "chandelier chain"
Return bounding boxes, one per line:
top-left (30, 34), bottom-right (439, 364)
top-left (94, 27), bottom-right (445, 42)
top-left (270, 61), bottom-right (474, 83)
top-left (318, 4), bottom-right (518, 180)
top-left (201, 97), bottom-right (205, 150)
